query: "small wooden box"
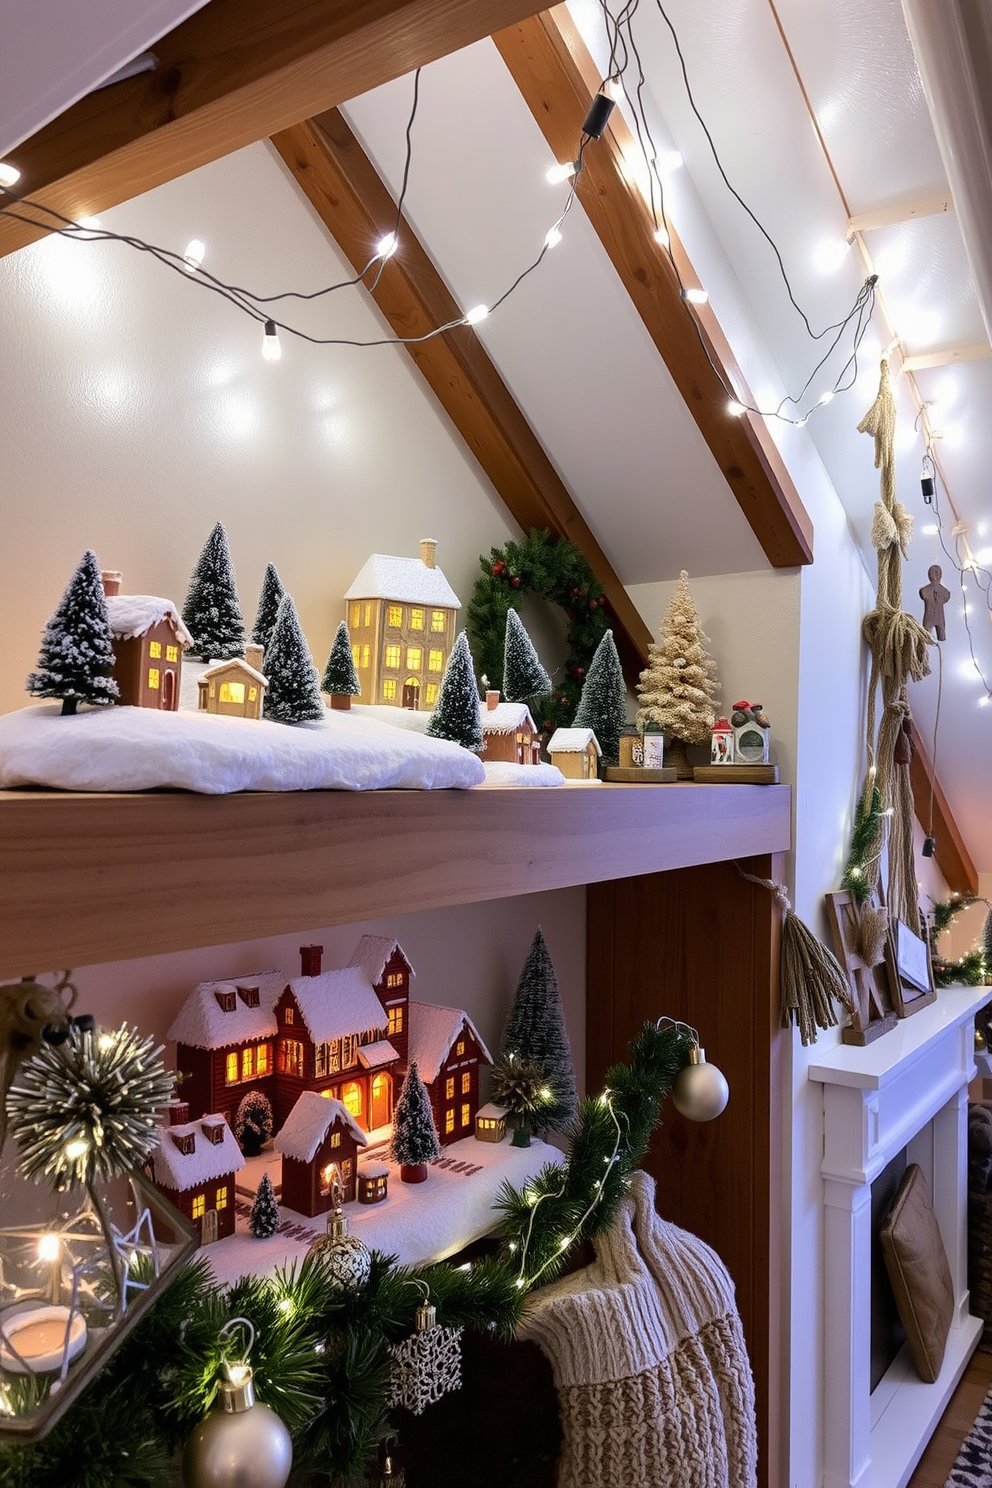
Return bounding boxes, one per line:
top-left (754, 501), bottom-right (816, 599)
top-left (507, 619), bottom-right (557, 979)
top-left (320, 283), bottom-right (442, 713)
top-left (692, 764), bottom-right (780, 784)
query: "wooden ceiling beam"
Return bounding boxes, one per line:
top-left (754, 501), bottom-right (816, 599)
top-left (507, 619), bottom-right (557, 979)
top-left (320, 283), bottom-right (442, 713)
top-left (272, 111), bottom-right (652, 675)
top-left (909, 721), bottom-right (978, 895)
top-left (493, 7), bottom-right (815, 570)
top-left (0, 0), bottom-right (548, 260)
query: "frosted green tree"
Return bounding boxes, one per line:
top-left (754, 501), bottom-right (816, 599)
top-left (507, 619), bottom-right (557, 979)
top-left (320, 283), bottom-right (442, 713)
top-left (390, 1061), bottom-right (440, 1174)
top-left (27, 550), bottom-right (119, 715)
top-left (636, 571), bottom-right (720, 778)
top-left (572, 629), bottom-right (626, 767)
top-left (321, 622), bottom-right (361, 699)
top-left (249, 1173), bottom-right (280, 1238)
top-left (251, 563), bottom-right (285, 652)
top-left (498, 928), bottom-right (576, 1130)
top-left (503, 608), bottom-right (551, 700)
top-left (263, 594), bottom-right (325, 723)
top-left (426, 630), bottom-right (484, 751)
top-left (182, 522), bottom-right (245, 660)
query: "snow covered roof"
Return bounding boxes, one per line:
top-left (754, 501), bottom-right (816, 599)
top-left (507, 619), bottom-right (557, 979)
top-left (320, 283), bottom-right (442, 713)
top-left (343, 554), bottom-right (460, 609)
top-left (348, 934), bottom-right (414, 986)
top-left (547, 727), bottom-right (602, 755)
top-left (408, 1000), bottom-right (492, 1084)
top-left (105, 594), bottom-right (192, 648)
top-left (167, 972), bottom-right (286, 1049)
top-left (476, 1103), bottom-right (508, 1120)
top-left (274, 1091), bottom-right (368, 1163)
top-left (359, 1159), bottom-right (390, 1178)
top-left (358, 1039), bottom-right (399, 1070)
top-left (198, 657), bottom-right (268, 687)
top-left (151, 1116), bottom-right (244, 1192)
top-left (482, 702), bottom-right (537, 735)
top-left (287, 968), bottom-right (387, 1044)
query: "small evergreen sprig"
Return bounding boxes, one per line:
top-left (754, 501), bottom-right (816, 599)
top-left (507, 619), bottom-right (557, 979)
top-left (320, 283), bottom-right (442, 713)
top-left (842, 783), bottom-right (886, 903)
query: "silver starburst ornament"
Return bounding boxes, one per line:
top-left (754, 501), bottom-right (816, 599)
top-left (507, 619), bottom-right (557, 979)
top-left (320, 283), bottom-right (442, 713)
top-left (387, 1302), bottom-right (462, 1416)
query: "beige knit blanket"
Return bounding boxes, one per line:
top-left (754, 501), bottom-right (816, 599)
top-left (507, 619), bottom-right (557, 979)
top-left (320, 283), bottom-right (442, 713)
top-left (518, 1171), bottom-right (758, 1488)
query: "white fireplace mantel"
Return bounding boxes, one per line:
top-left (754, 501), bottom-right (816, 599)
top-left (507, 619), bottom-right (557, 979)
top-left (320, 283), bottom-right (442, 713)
top-left (809, 986), bottom-right (992, 1488)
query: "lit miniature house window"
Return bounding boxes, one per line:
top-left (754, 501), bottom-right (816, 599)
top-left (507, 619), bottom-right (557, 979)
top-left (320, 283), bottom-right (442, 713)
top-left (330, 1131), bottom-right (342, 1148)
top-left (388, 1006), bottom-right (404, 1035)
top-left (364, 603), bottom-right (372, 626)
top-left (388, 604), bottom-right (403, 628)
top-left (342, 1082), bottom-right (363, 1118)
top-left (342, 1159), bottom-right (353, 1180)
top-left (279, 1040), bottom-right (304, 1077)
top-left (342, 1035), bottom-right (358, 1068)
top-left (461, 1103), bottom-right (471, 1127)
top-left (456, 1040), bottom-right (465, 1056)
top-left (248, 686), bottom-right (257, 702)
top-left (445, 1109), bottom-right (455, 1134)
top-left (315, 1043), bottom-right (328, 1077)
top-left (328, 1039), bottom-right (341, 1073)
top-left (428, 649), bottom-right (444, 672)
top-left (149, 640), bottom-right (162, 658)
top-left (350, 603), bottom-right (361, 628)
top-left (320, 1163), bottom-right (337, 1196)
top-left (431, 610), bottom-right (446, 632)
top-left (192, 1194), bottom-right (206, 1220)
top-left (220, 681), bottom-right (245, 705)
top-left (426, 683), bottom-right (438, 705)
top-left (241, 1047), bottom-right (253, 1080)
top-left (384, 644), bottom-right (402, 668)
top-left (148, 668), bottom-right (160, 689)
top-left (446, 1078), bottom-right (455, 1100)
top-left (382, 679), bottom-right (397, 700)
top-left (284, 1007), bottom-right (294, 1025)
top-left (410, 608), bottom-right (424, 629)
top-left (386, 972), bottom-right (404, 987)
top-left (166, 644), bottom-right (179, 662)
top-left (256, 1043), bottom-right (270, 1075)
top-left (352, 645), bottom-right (361, 668)
top-left (226, 1052), bottom-right (238, 1084)
top-left (361, 644), bottom-right (370, 668)
top-left (462, 1072), bottom-right (471, 1094)
top-left (406, 646), bottom-right (422, 670)
top-left (215, 1186), bottom-right (228, 1209)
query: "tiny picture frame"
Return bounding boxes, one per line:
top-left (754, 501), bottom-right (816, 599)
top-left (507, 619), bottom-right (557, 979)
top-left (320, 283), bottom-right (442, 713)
top-left (824, 890), bottom-right (898, 1046)
top-left (885, 915), bottom-right (937, 1018)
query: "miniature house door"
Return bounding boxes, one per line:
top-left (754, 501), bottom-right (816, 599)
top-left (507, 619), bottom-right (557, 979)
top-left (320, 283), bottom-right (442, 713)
top-left (161, 670), bottom-right (176, 711)
top-left (402, 677), bottom-right (420, 709)
top-left (370, 1073), bottom-right (391, 1129)
top-left (202, 1208), bottom-right (219, 1245)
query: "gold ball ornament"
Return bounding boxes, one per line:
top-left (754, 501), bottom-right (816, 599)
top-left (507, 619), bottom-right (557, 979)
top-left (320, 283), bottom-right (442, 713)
top-left (671, 1046), bottom-right (730, 1122)
top-left (308, 1206), bottom-right (372, 1291)
top-left (183, 1367), bottom-right (292, 1488)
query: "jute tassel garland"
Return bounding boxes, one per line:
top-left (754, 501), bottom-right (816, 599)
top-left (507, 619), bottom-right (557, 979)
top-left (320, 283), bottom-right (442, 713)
top-left (738, 870), bottom-right (854, 1047)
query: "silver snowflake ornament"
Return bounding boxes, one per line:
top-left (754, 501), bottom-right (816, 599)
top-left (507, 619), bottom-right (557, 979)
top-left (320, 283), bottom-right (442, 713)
top-left (387, 1305), bottom-right (463, 1416)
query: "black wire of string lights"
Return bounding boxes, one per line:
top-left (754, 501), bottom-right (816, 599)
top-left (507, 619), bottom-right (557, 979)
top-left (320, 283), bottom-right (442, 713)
top-left (596, 0), bottom-right (879, 426)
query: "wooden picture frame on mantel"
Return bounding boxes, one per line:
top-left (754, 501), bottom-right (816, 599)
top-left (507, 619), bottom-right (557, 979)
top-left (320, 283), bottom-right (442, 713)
top-left (824, 890), bottom-right (898, 1046)
top-left (885, 914), bottom-right (938, 1018)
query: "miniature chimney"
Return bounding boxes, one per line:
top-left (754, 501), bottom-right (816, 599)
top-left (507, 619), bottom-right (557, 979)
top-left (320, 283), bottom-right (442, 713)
top-left (300, 944), bottom-right (323, 977)
top-left (244, 644), bottom-right (264, 672)
top-left (486, 690), bottom-right (499, 712)
top-left (101, 570), bottom-right (122, 597)
top-left (167, 1100), bottom-right (190, 1127)
top-left (419, 538), bottom-right (437, 570)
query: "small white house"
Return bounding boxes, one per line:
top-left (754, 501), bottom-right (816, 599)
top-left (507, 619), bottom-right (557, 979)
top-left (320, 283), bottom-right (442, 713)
top-left (546, 727), bottom-right (602, 781)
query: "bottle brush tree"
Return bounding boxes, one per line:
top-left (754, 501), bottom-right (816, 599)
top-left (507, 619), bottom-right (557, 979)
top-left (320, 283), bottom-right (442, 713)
top-left (390, 1061), bottom-right (440, 1180)
top-left (235, 1090), bottom-right (273, 1157)
top-left (26, 550), bottom-right (120, 715)
top-left (502, 607), bottom-right (551, 701)
top-left (251, 563), bottom-right (285, 652)
top-left (426, 630), bottom-right (484, 751)
top-left (249, 1172), bottom-right (280, 1238)
top-left (263, 594), bottom-right (325, 723)
top-left (182, 521), bottom-right (245, 660)
top-left (498, 928), bottom-right (577, 1131)
top-left (321, 621), bottom-right (362, 708)
top-left (636, 570), bottom-right (720, 779)
top-left (571, 628), bottom-right (626, 767)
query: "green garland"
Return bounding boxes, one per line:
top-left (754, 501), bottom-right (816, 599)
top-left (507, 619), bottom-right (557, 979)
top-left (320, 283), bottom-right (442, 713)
top-left (1, 1022), bottom-right (692, 1488)
top-left (466, 529), bottom-right (610, 734)
top-left (841, 785), bottom-right (885, 904)
top-left (927, 895), bottom-right (992, 988)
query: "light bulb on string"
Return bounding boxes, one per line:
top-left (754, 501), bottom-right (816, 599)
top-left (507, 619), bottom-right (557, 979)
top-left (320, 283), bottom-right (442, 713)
top-left (464, 304), bottom-right (489, 325)
top-left (376, 231), bottom-right (397, 259)
top-left (183, 239), bottom-right (205, 272)
top-left (818, 390), bottom-right (834, 406)
top-left (261, 320), bottom-right (282, 361)
top-left (684, 287), bottom-right (708, 305)
top-left (654, 225), bottom-right (670, 248)
top-left (546, 161), bottom-right (578, 184)
top-left (727, 400), bottom-right (746, 417)
top-left (0, 162), bottom-right (21, 188)
top-left (544, 226), bottom-right (563, 249)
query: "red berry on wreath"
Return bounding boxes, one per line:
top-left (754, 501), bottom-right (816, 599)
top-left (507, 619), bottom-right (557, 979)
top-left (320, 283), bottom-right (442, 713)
top-left (569, 588), bottom-right (578, 598)
top-left (492, 560), bottom-right (505, 576)
top-left (510, 576), bottom-right (521, 588)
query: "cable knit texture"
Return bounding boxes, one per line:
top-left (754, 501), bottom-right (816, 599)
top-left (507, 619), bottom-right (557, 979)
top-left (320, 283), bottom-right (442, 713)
top-left (517, 1171), bottom-right (757, 1488)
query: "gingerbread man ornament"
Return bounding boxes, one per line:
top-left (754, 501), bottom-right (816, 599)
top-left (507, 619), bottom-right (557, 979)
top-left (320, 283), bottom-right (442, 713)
top-left (919, 564), bottom-right (950, 641)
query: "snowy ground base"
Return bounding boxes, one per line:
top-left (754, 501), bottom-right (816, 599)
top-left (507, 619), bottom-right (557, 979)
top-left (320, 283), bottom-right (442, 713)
top-left (206, 1134), bottom-right (562, 1284)
top-left (480, 762), bottom-right (564, 786)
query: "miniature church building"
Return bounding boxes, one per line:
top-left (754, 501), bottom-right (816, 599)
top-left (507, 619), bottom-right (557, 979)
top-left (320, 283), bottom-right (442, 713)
top-left (197, 643), bottom-right (268, 719)
top-left (547, 727), bottom-right (602, 780)
top-left (344, 539), bottom-right (460, 709)
top-left (101, 570), bottom-right (190, 711)
top-left (408, 1001), bottom-right (492, 1146)
top-left (147, 1111), bottom-right (244, 1243)
top-left (274, 1090), bottom-right (367, 1216)
top-left (480, 692), bottom-right (541, 765)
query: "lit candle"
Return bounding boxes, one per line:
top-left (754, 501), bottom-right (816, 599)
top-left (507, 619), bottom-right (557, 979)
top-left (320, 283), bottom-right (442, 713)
top-left (0, 1305), bottom-right (87, 1374)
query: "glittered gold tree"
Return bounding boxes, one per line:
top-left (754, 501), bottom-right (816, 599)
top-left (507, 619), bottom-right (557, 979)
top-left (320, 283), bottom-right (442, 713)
top-left (635, 570), bottom-right (720, 778)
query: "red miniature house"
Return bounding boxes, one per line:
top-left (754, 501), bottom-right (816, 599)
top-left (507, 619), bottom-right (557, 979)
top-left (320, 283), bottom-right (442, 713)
top-left (357, 1160), bottom-right (390, 1205)
top-left (147, 1113), bottom-right (244, 1243)
top-left (408, 1002), bottom-right (492, 1146)
top-left (167, 970), bottom-right (287, 1130)
top-left (274, 1091), bottom-right (368, 1216)
top-left (480, 693), bottom-right (541, 765)
top-left (101, 570), bottom-right (190, 711)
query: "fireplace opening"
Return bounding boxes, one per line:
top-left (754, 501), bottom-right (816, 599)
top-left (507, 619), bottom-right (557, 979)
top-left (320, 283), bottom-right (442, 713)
top-left (870, 1147), bottom-right (908, 1392)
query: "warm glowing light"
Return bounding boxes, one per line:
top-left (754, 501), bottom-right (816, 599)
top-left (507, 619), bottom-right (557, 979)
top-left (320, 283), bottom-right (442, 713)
top-left (979, 696), bottom-right (991, 708)
top-left (377, 232), bottom-right (397, 259)
top-left (819, 390), bottom-right (835, 405)
top-left (464, 304), bottom-right (489, 325)
top-left (653, 226), bottom-right (670, 248)
top-left (262, 320), bottom-right (282, 361)
top-left (278, 1298), bottom-right (293, 1314)
top-left (814, 238), bottom-right (852, 273)
top-left (540, 1086), bottom-right (552, 1100)
top-left (685, 287), bottom-right (708, 305)
top-left (515, 1278), bottom-right (526, 1289)
top-left (546, 161), bottom-right (577, 184)
top-left (228, 1364), bottom-right (251, 1386)
top-left (659, 150), bottom-right (683, 172)
top-left (727, 400), bottom-right (745, 417)
top-left (77, 215), bottom-right (102, 231)
top-left (37, 1233), bottom-right (61, 1263)
top-left (0, 162), bottom-right (21, 188)
top-left (65, 1139), bottom-right (88, 1161)
top-left (544, 226), bottom-right (563, 249)
top-left (922, 524), bottom-right (938, 535)
top-left (183, 239), bottom-right (205, 272)
top-left (849, 867), bottom-right (862, 879)
top-left (960, 658), bottom-right (984, 681)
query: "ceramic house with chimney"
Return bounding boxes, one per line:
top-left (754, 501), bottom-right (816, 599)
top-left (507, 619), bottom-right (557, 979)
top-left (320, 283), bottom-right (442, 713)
top-left (480, 693), bottom-right (541, 765)
top-left (274, 1090), bottom-right (367, 1216)
top-left (101, 570), bottom-right (191, 711)
top-left (408, 1001), bottom-right (492, 1146)
top-left (344, 540), bottom-right (460, 709)
top-left (147, 1111), bottom-right (244, 1243)
top-left (197, 644), bottom-right (268, 719)
top-left (167, 971), bottom-right (287, 1130)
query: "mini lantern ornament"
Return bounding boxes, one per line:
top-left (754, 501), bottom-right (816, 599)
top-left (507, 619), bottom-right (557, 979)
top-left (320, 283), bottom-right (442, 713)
top-left (307, 1201), bottom-right (371, 1292)
top-left (183, 1319), bottom-right (292, 1488)
top-left (658, 1019), bottom-right (730, 1122)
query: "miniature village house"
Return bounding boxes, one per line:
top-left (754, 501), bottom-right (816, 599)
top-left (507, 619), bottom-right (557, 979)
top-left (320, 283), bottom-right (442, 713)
top-left (197, 644), bottom-right (268, 719)
top-left (547, 727), bottom-right (602, 781)
top-left (147, 1111), bottom-right (244, 1243)
top-left (357, 1160), bottom-right (390, 1204)
top-left (343, 540), bottom-right (460, 709)
top-left (408, 1001), bottom-right (492, 1146)
top-left (101, 570), bottom-right (190, 711)
top-left (274, 1090), bottom-right (367, 1216)
top-left (480, 693), bottom-right (541, 765)
top-left (474, 1103), bottom-right (507, 1143)
top-left (167, 970), bottom-right (288, 1130)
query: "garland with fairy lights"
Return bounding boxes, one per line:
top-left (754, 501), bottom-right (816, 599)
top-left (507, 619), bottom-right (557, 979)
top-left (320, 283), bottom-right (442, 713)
top-left (927, 894), bottom-right (992, 988)
top-left (466, 529), bottom-right (610, 734)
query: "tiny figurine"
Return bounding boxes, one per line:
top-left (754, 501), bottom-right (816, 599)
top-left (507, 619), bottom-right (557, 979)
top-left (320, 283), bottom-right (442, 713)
top-left (711, 718), bottom-right (734, 764)
top-left (572, 630), bottom-right (626, 767)
top-left (321, 622), bottom-right (362, 710)
top-left (26, 551), bottom-right (119, 715)
top-left (344, 540), bottom-right (460, 709)
top-left (919, 564), bottom-right (950, 641)
top-left (102, 571), bottom-right (190, 712)
top-left (547, 726), bottom-right (602, 780)
top-left (480, 691), bottom-right (541, 765)
top-left (502, 608), bottom-right (551, 701)
top-left (731, 701), bottom-right (770, 764)
top-left (197, 644), bottom-right (267, 719)
top-left (147, 1111), bottom-right (244, 1243)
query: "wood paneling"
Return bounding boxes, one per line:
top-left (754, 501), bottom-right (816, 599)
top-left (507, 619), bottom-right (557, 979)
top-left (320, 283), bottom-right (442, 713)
top-left (909, 721), bottom-right (979, 895)
top-left (271, 112), bottom-right (652, 677)
top-left (587, 853), bottom-right (785, 1488)
top-left (0, 783), bottom-right (791, 977)
top-left (493, 7), bottom-right (814, 570)
top-left (0, 0), bottom-right (549, 259)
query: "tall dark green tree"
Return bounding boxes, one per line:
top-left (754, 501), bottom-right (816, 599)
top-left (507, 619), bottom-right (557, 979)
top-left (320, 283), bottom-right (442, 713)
top-left (390, 1061), bottom-right (440, 1173)
top-left (181, 522), bottom-right (245, 660)
top-left (263, 594), bottom-right (325, 723)
top-left (249, 1173), bottom-right (280, 1238)
top-left (426, 630), bottom-right (484, 752)
top-left (498, 928), bottom-right (576, 1131)
top-left (251, 563), bottom-right (285, 652)
top-left (572, 629), bottom-right (626, 767)
top-left (26, 550), bottom-right (119, 715)
top-left (321, 622), bottom-right (361, 699)
top-left (503, 607), bottom-right (551, 701)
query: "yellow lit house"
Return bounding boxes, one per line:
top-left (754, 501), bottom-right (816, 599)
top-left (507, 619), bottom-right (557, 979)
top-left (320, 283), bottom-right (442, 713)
top-left (343, 539), bottom-right (460, 709)
top-left (197, 644), bottom-right (268, 720)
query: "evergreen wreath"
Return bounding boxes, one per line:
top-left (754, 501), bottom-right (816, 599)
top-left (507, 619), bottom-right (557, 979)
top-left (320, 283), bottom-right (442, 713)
top-left (927, 894), bottom-right (992, 987)
top-left (466, 530), bottom-right (610, 734)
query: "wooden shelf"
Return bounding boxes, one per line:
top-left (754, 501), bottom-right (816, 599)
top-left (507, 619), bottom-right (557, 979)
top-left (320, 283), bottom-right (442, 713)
top-left (0, 782), bottom-right (790, 976)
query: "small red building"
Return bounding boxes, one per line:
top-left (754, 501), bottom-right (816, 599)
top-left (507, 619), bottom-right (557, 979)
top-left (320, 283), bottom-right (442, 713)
top-left (167, 970), bottom-right (286, 1129)
top-left (480, 694), bottom-right (541, 765)
top-left (274, 1091), bottom-right (367, 1216)
top-left (102, 571), bottom-right (190, 711)
top-left (147, 1113), bottom-right (244, 1243)
top-left (408, 1002), bottom-right (492, 1146)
